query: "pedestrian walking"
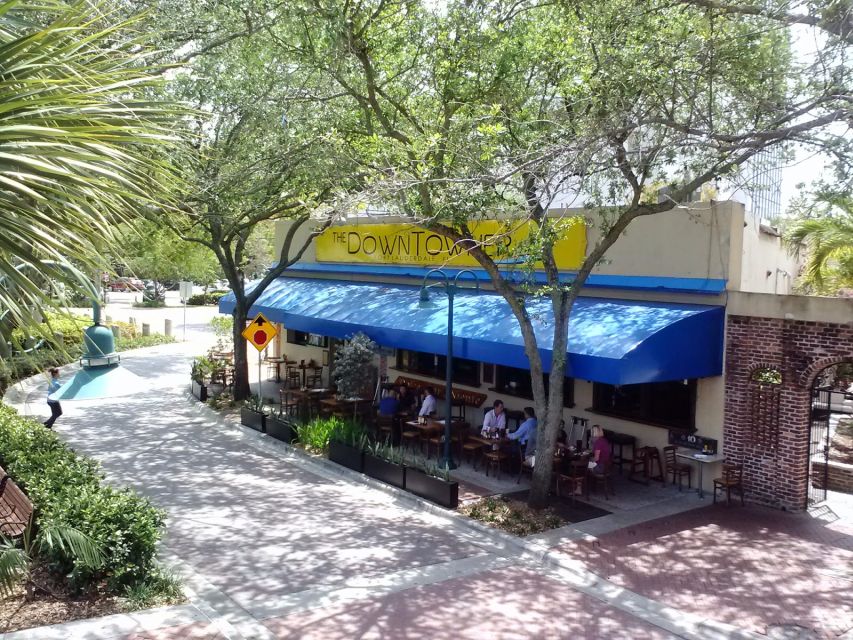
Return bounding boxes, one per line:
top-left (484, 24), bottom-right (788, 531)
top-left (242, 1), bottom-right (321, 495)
top-left (44, 367), bottom-right (62, 429)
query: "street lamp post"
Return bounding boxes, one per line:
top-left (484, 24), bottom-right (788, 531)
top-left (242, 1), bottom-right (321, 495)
top-left (419, 268), bottom-right (479, 471)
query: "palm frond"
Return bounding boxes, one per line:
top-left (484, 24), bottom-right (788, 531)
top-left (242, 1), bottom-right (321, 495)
top-left (36, 524), bottom-right (103, 569)
top-left (0, 0), bottom-right (185, 354)
top-left (0, 540), bottom-right (29, 596)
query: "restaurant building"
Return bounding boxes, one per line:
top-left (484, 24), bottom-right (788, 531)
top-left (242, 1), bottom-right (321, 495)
top-left (220, 200), bottom-right (853, 510)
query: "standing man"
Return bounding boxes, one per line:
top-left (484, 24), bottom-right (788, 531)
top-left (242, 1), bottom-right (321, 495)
top-left (44, 367), bottom-right (62, 429)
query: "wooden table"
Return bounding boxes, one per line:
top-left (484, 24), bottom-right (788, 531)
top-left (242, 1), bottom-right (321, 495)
top-left (406, 419), bottom-right (469, 458)
top-left (320, 396), bottom-right (366, 419)
top-left (676, 452), bottom-right (726, 499)
top-left (280, 388), bottom-right (331, 419)
top-left (265, 356), bottom-right (285, 382)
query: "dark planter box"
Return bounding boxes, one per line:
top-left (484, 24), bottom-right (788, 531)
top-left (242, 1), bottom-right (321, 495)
top-left (405, 468), bottom-right (459, 509)
top-left (266, 414), bottom-right (297, 443)
top-left (328, 440), bottom-right (364, 473)
top-left (363, 453), bottom-right (406, 489)
top-left (240, 407), bottom-right (266, 433)
top-left (191, 380), bottom-right (208, 402)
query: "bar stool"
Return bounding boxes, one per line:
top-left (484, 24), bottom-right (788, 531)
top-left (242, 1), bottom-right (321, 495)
top-left (629, 446), bottom-right (665, 486)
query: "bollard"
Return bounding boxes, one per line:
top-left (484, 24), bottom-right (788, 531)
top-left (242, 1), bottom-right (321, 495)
top-left (142, 323), bottom-right (150, 337)
top-left (105, 315), bottom-right (112, 324)
top-left (128, 317), bottom-right (136, 327)
top-left (164, 319), bottom-right (172, 337)
top-left (111, 326), bottom-right (121, 339)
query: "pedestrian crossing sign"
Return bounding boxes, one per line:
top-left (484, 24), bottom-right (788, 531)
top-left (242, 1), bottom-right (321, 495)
top-left (242, 313), bottom-right (277, 352)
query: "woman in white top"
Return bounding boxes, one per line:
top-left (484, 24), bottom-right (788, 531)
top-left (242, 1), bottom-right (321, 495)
top-left (481, 399), bottom-right (506, 435)
top-left (418, 386), bottom-right (437, 417)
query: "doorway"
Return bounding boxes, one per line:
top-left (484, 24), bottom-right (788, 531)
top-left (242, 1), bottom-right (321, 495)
top-left (807, 363), bottom-right (853, 508)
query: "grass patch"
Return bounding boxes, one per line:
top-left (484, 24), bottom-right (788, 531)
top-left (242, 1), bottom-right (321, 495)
top-left (461, 496), bottom-right (564, 536)
top-left (120, 569), bottom-right (183, 611)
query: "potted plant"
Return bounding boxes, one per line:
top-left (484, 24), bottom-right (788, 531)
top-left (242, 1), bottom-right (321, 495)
top-left (328, 422), bottom-right (366, 472)
top-left (240, 395), bottom-right (267, 432)
top-left (190, 356), bottom-right (213, 402)
top-left (266, 409), bottom-right (297, 443)
top-left (405, 461), bottom-right (459, 509)
top-left (363, 441), bottom-right (406, 489)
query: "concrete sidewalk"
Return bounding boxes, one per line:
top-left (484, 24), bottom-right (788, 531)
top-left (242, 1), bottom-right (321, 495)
top-left (4, 340), bottom-right (824, 639)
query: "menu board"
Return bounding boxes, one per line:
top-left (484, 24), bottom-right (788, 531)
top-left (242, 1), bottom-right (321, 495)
top-left (668, 431), bottom-right (718, 454)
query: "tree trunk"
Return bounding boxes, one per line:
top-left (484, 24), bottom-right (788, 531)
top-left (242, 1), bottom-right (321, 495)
top-left (231, 302), bottom-right (250, 400)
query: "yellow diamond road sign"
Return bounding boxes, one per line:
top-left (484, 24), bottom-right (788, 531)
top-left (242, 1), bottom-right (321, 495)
top-left (242, 313), bottom-right (277, 352)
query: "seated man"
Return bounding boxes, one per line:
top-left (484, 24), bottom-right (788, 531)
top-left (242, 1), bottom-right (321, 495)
top-left (378, 388), bottom-right (400, 416)
top-left (418, 386), bottom-right (437, 418)
top-left (397, 383), bottom-right (416, 415)
top-left (507, 406), bottom-right (537, 465)
top-left (481, 399), bottom-right (507, 436)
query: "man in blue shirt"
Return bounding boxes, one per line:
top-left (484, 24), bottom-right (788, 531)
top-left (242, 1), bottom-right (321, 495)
top-left (44, 368), bottom-right (62, 429)
top-left (508, 406), bottom-right (537, 458)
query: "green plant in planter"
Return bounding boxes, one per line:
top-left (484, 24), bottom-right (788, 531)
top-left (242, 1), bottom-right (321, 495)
top-left (244, 394), bottom-right (266, 413)
top-left (329, 419), bottom-right (366, 447)
top-left (190, 356), bottom-right (214, 384)
top-left (367, 440), bottom-right (404, 465)
top-left (296, 416), bottom-right (341, 453)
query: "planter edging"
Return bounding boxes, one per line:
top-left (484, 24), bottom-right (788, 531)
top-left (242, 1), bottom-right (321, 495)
top-left (240, 407), bottom-right (266, 433)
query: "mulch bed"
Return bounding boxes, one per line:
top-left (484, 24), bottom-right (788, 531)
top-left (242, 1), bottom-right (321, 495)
top-left (0, 566), bottom-right (123, 634)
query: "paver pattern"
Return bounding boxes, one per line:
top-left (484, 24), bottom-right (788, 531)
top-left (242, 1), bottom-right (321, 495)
top-left (262, 566), bottom-right (678, 640)
top-left (555, 504), bottom-right (853, 638)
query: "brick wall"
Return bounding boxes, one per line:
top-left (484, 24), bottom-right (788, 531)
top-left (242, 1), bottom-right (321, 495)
top-left (724, 315), bottom-right (853, 510)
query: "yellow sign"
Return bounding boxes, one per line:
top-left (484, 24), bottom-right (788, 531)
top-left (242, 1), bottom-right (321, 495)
top-left (242, 313), bottom-right (278, 352)
top-left (315, 219), bottom-right (586, 269)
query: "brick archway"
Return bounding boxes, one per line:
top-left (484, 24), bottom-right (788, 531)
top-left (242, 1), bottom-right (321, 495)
top-left (724, 315), bottom-right (853, 510)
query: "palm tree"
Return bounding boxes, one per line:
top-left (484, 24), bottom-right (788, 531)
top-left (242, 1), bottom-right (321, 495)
top-left (0, 0), bottom-right (182, 350)
top-left (786, 194), bottom-right (853, 295)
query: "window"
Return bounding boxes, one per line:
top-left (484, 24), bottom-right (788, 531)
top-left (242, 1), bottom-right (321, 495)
top-left (592, 380), bottom-right (696, 430)
top-left (286, 330), bottom-right (329, 348)
top-left (395, 349), bottom-right (480, 387)
top-left (491, 365), bottom-right (574, 407)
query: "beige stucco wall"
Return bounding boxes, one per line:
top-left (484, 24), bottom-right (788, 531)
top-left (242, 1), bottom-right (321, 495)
top-left (737, 221), bottom-right (800, 294)
top-left (727, 291), bottom-right (853, 324)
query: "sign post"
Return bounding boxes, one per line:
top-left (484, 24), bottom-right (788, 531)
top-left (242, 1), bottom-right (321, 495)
top-left (179, 281), bottom-right (193, 342)
top-left (242, 313), bottom-right (278, 402)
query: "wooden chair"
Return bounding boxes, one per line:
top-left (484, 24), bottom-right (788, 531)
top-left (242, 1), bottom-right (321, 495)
top-left (307, 366), bottom-right (323, 388)
top-left (376, 414), bottom-right (394, 443)
top-left (482, 447), bottom-right (509, 480)
top-left (629, 446), bottom-right (665, 486)
top-left (279, 391), bottom-right (300, 418)
top-left (556, 456), bottom-right (589, 505)
top-left (287, 367), bottom-right (301, 389)
top-left (713, 463), bottom-right (744, 506)
top-left (516, 443), bottom-right (534, 485)
top-left (663, 446), bottom-right (692, 492)
top-left (462, 436), bottom-right (484, 470)
top-left (401, 423), bottom-right (421, 454)
top-left (587, 459), bottom-right (615, 500)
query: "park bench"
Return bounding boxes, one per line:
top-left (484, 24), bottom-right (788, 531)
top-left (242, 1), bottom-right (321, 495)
top-left (0, 466), bottom-right (33, 538)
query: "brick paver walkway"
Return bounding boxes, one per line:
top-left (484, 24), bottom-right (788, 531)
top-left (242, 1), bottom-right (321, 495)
top-left (554, 504), bottom-right (853, 638)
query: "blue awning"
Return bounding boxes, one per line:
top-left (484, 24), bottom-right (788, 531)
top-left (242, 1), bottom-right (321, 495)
top-left (220, 278), bottom-right (724, 385)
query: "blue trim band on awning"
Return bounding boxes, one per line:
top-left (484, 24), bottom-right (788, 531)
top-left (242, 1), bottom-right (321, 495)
top-left (283, 262), bottom-right (727, 295)
top-left (220, 278), bottom-right (724, 385)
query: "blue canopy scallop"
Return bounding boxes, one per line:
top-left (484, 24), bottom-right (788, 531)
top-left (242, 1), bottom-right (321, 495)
top-left (219, 278), bottom-right (724, 385)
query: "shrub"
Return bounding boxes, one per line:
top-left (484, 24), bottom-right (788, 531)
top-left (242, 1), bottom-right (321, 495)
top-left (116, 334), bottom-right (175, 351)
top-left (187, 291), bottom-right (228, 306)
top-left (0, 350), bottom-right (75, 395)
top-left (0, 404), bottom-right (165, 592)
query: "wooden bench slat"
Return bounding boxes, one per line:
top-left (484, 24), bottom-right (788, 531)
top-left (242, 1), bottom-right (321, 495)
top-left (0, 464), bottom-right (33, 538)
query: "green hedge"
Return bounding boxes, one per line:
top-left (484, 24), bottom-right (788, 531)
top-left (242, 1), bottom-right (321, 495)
top-left (187, 291), bottom-right (227, 306)
top-left (0, 404), bottom-right (165, 592)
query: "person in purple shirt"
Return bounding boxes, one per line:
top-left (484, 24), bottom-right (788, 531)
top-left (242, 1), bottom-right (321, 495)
top-left (591, 425), bottom-right (612, 474)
